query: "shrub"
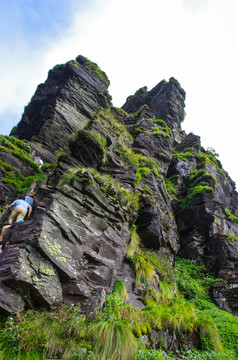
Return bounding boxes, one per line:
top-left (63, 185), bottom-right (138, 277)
top-left (94, 320), bottom-right (137, 360)
top-left (92, 294), bottom-right (137, 360)
top-left (143, 297), bottom-right (197, 333)
top-left (0, 306), bottom-right (91, 359)
top-left (130, 253), bottom-right (156, 285)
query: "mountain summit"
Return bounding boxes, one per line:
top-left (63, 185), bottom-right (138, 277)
top-left (0, 55), bottom-right (238, 358)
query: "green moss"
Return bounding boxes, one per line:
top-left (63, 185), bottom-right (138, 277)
top-left (198, 314), bottom-right (223, 351)
top-left (42, 162), bottom-right (57, 171)
top-left (197, 149), bottom-right (230, 182)
top-left (172, 149), bottom-right (194, 161)
top-left (0, 135), bottom-right (40, 171)
top-left (224, 209), bottom-right (238, 224)
top-left (70, 129), bottom-right (108, 164)
top-left (176, 169), bottom-right (216, 212)
top-left (129, 252), bottom-right (157, 286)
top-left (151, 126), bottom-right (171, 140)
top-left (220, 233), bottom-right (238, 243)
top-left (0, 305), bottom-right (91, 359)
top-left (142, 251), bottom-right (175, 284)
top-left (96, 108), bottom-right (134, 144)
top-left (112, 107), bottom-right (129, 116)
top-left (134, 118), bottom-right (171, 140)
top-left (60, 167), bottom-right (139, 213)
top-left (131, 104), bottom-right (149, 119)
top-left (143, 296), bottom-right (197, 333)
top-left (165, 178), bottom-right (178, 201)
top-left (0, 136), bottom-right (45, 196)
top-left (75, 55), bottom-right (110, 85)
top-left (126, 233), bottom-right (175, 288)
top-left (51, 63), bottom-right (65, 73)
top-left (135, 167), bottom-right (151, 186)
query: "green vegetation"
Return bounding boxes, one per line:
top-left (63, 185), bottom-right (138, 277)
top-left (90, 108), bottom-right (163, 199)
top-left (95, 108), bottom-right (134, 144)
top-left (92, 294), bottom-right (138, 360)
top-left (75, 55), bottom-right (110, 85)
top-left (0, 305), bottom-right (92, 360)
top-left (134, 118), bottom-right (171, 141)
top-left (118, 143), bottom-right (160, 177)
top-left (126, 225), bottom-right (140, 257)
top-left (151, 126), bottom-right (171, 140)
top-left (175, 257), bottom-right (238, 355)
top-left (113, 280), bottom-right (129, 302)
top-left (0, 255), bottom-right (237, 359)
top-left (172, 148), bottom-right (194, 161)
top-left (165, 178), bottom-right (178, 201)
top-left (0, 136), bottom-right (45, 196)
top-left (224, 208), bottom-right (238, 224)
top-left (176, 169), bottom-right (216, 212)
top-left (135, 166), bottom-right (151, 186)
top-left (70, 128), bottom-right (108, 163)
top-left (51, 63), bottom-right (65, 74)
top-left (60, 167), bottom-right (139, 213)
top-left (0, 136), bottom-right (39, 171)
top-left (42, 162), bottom-right (57, 171)
top-left (222, 234), bottom-right (238, 243)
top-left (51, 55), bottom-right (110, 86)
top-left (132, 104), bottom-right (149, 119)
top-left (196, 148), bottom-right (230, 182)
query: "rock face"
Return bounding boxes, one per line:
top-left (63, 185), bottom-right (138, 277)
top-left (1, 56), bottom-right (238, 321)
top-left (11, 56), bottom-right (111, 153)
top-left (122, 77), bottom-right (186, 144)
top-left (168, 135), bottom-right (238, 314)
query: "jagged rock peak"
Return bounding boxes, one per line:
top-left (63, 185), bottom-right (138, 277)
top-left (11, 55), bottom-right (111, 153)
top-left (122, 77), bottom-right (186, 144)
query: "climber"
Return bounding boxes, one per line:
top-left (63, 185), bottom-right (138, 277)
top-left (7, 198), bottom-right (32, 224)
top-left (24, 190), bottom-right (35, 207)
top-left (0, 220), bottom-right (24, 245)
top-left (34, 156), bottom-right (43, 168)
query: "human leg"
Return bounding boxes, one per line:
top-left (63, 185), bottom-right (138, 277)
top-left (16, 207), bottom-right (27, 222)
top-left (8, 206), bottom-right (26, 224)
top-left (8, 207), bottom-right (18, 224)
top-left (0, 225), bottom-right (11, 242)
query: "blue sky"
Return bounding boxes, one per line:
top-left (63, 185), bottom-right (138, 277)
top-left (1, 0), bottom-right (238, 186)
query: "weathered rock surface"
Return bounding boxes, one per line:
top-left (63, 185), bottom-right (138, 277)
top-left (11, 56), bottom-right (111, 153)
top-left (122, 77), bottom-right (186, 144)
top-left (171, 135), bottom-right (238, 312)
top-left (0, 55), bottom-right (238, 321)
top-left (207, 234), bottom-right (238, 315)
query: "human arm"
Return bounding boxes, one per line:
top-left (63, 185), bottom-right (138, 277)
top-left (8, 204), bottom-right (14, 211)
top-left (27, 205), bottom-right (32, 218)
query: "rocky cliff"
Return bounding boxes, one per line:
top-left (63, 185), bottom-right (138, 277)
top-left (1, 55), bottom-right (238, 358)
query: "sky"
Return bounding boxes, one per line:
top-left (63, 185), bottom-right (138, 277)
top-left (1, 0), bottom-right (238, 186)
